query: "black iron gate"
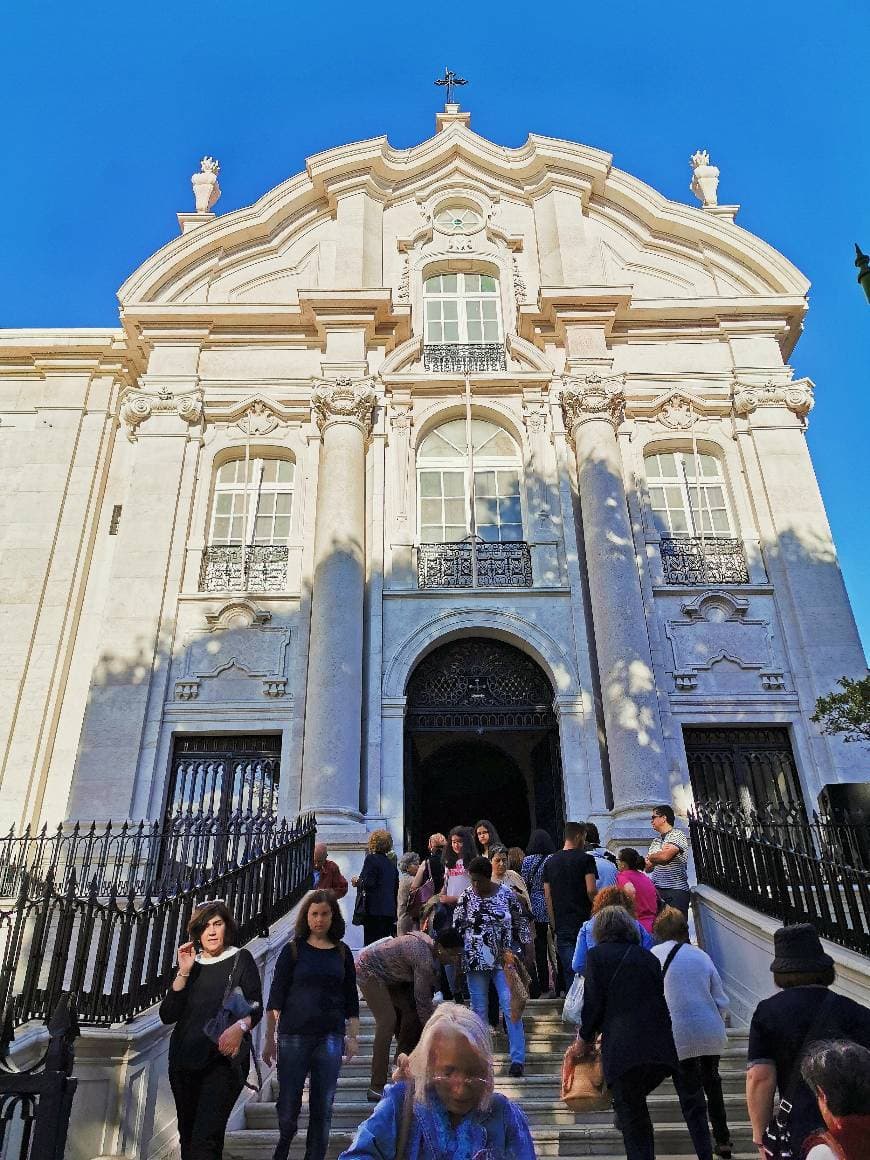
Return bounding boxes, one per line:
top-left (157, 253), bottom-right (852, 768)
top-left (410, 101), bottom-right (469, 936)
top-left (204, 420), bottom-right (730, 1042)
top-left (165, 734), bottom-right (281, 821)
top-left (683, 725), bottom-right (805, 816)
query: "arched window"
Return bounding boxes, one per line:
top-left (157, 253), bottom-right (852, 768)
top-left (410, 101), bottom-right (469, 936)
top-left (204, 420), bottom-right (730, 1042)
top-left (417, 417), bottom-right (523, 543)
top-left (644, 450), bottom-right (733, 537)
top-left (208, 456), bottom-right (295, 546)
top-left (423, 272), bottom-right (501, 346)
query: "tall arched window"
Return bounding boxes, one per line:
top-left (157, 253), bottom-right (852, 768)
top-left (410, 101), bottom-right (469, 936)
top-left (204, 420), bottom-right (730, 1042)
top-left (201, 454), bottom-right (295, 592)
top-left (644, 450), bottom-right (733, 537)
top-left (417, 418), bottom-right (523, 543)
top-left (423, 272), bottom-right (501, 345)
top-left (208, 456), bottom-right (295, 546)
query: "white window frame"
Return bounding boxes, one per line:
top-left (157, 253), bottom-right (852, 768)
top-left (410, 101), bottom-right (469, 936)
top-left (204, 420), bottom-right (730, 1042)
top-left (423, 272), bottom-right (502, 346)
top-left (417, 418), bottom-right (524, 544)
top-left (644, 449), bottom-right (734, 538)
top-left (208, 456), bottom-right (295, 547)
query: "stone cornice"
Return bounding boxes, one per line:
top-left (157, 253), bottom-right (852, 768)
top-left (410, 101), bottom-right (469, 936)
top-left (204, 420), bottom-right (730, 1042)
top-left (560, 372), bottom-right (626, 431)
top-left (310, 377), bottom-right (377, 437)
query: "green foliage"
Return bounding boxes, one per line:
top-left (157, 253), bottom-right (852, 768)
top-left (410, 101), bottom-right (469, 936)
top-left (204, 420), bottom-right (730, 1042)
top-left (812, 675), bottom-right (870, 744)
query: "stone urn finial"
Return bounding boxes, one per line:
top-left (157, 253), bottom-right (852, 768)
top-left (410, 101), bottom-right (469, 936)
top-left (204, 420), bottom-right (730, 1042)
top-left (191, 156), bottom-right (221, 213)
top-left (690, 149), bottom-right (719, 207)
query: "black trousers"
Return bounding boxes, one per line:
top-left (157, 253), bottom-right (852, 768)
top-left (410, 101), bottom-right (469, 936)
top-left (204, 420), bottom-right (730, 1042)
top-left (362, 915), bottom-right (395, 944)
top-left (678, 1055), bottom-right (731, 1147)
top-left (169, 1059), bottom-right (245, 1160)
top-left (531, 921), bottom-right (550, 997)
top-left (671, 1059), bottom-right (716, 1160)
top-left (609, 1063), bottom-right (671, 1160)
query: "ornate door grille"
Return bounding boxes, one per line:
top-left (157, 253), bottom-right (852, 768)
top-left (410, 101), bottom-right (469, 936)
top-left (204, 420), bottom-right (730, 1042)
top-left (683, 726), bottom-right (804, 816)
top-left (405, 638), bottom-right (555, 731)
top-left (165, 734), bottom-right (281, 821)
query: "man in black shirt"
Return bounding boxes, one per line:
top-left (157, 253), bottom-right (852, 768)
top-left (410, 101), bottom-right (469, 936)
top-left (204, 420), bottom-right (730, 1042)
top-left (542, 821), bottom-right (597, 992)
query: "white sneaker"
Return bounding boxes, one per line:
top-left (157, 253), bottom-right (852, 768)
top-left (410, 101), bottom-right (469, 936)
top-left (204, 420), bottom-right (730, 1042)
top-left (433, 991), bottom-right (444, 1004)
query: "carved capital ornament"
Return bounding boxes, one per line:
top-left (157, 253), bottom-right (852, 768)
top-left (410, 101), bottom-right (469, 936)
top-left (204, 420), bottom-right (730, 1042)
top-left (119, 385), bottom-right (204, 441)
top-left (732, 377), bottom-right (814, 420)
top-left (311, 377), bottom-right (377, 436)
top-left (560, 373), bottom-right (626, 432)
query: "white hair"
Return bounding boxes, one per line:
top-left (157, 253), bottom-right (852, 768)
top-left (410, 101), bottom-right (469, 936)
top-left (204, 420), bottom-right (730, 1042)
top-left (406, 1002), bottom-right (494, 1110)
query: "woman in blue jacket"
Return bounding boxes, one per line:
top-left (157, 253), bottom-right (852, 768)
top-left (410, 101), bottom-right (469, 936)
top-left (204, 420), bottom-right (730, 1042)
top-left (339, 1002), bottom-right (536, 1160)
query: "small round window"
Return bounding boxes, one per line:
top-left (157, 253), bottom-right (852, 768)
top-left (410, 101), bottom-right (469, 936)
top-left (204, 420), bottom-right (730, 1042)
top-left (434, 205), bottom-right (482, 235)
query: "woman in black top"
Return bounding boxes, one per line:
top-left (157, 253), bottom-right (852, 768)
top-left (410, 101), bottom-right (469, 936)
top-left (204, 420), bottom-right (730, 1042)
top-left (352, 829), bottom-right (399, 945)
top-left (474, 818), bottom-right (503, 860)
top-left (262, 889), bottom-right (359, 1160)
top-left (159, 900), bottom-right (263, 1160)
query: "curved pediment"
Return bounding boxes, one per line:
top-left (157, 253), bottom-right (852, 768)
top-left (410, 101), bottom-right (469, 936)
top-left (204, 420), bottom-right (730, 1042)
top-left (118, 121), bottom-right (808, 312)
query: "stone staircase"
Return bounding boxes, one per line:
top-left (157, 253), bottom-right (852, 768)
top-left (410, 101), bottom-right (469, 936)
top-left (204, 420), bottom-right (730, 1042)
top-left (225, 998), bottom-right (756, 1158)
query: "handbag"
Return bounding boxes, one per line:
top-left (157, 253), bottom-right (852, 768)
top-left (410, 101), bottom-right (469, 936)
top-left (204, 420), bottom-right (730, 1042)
top-left (761, 991), bottom-right (835, 1159)
top-left (202, 951), bottom-right (263, 1091)
top-left (560, 1033), bottom-right (609, 1111)
top-left (502, 950), bottom-right (530, 1023)
top-left (562, 973), bottom-right (585, 1025)
top-left (408, 862), bottom-right (435, 920)
top-left (352, 881), bottom-right (368, 926)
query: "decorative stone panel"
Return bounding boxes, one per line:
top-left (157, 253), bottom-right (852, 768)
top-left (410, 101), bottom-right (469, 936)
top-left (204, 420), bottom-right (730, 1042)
top-left (663, 591), bottom-right (785, 692)
top-left (173, 600), bottom-right (291, 702)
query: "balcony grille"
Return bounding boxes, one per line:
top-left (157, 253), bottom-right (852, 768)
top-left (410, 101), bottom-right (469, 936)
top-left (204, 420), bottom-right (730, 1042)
top-left (422, 343), bottom-right (507, 373)
top-left (659, 535), bottom-right (750, 585)
top-left (418, 538), bottom-right (532, 589)
top-left (200, 544), bottom-right (289, 592)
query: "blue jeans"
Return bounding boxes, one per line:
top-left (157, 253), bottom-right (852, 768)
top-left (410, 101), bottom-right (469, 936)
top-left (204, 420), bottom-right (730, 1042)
top-left (466, 968), bottom-right (525, 1064)
top-left (274, 1032), bottom-right (343, 1160)
top-left (556, 933), bottom-right (577, 993)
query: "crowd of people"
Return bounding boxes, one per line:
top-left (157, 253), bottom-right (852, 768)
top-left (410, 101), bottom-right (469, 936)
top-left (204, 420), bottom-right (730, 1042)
top-left (158, 812), bottom-right (870, 1160)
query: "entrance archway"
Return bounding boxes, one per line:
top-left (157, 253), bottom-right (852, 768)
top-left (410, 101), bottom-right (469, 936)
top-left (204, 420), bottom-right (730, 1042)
top-left (403, 637), bottom-right (564, 854)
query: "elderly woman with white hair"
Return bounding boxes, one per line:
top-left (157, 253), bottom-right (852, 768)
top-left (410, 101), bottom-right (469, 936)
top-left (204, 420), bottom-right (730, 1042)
top-left (339, 1002), bottom-right (536, 1160)
top-left (397, 851), bottom-right (422, 935)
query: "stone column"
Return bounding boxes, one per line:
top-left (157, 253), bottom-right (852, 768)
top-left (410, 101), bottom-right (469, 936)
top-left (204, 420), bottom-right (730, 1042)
top-left (300, 377), bottom-right (376, 826)
top-left (561, 375), bottom-right (669, 819)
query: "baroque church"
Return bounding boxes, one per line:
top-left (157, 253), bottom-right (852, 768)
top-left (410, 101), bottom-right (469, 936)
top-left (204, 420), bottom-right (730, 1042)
top-left (1, 98), bottom-right (865, 863)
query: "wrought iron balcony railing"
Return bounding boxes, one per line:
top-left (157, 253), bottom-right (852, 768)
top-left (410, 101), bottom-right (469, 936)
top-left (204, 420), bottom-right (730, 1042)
top-left (659, 535), bottom-right (750, 585)
top-left (200, 543), bottom-right (289, 592)
top-left (422, 343), bottom-right (507, 373)
top-left (418, 537), bottom-right (533, 589)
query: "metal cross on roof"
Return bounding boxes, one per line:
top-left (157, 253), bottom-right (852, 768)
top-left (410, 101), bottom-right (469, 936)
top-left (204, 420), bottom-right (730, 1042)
top-left (435, 67), bottom-right (467, 106)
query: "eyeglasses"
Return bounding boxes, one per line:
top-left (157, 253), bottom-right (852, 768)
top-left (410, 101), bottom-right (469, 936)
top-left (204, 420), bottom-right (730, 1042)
top-left (431, 1073), bottom-right (488, 1090)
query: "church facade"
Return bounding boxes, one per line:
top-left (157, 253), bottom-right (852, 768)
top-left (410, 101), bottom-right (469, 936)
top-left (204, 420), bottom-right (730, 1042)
top-left (1, 104), bottom-right (865, 856)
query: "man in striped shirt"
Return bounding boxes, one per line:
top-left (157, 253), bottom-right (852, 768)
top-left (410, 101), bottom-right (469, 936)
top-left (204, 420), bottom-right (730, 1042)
top-left (645, 805), bottom-right (691, 916)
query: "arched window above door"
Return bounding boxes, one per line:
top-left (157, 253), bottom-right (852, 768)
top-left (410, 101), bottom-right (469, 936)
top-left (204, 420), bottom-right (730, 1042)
top-left (417, 417), bottom-right (523, 543)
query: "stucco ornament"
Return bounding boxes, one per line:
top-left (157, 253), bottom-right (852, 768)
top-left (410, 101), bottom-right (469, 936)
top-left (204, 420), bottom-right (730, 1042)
top-left (119, 385), bottom-right (204, 441)
top-left (192, 156), bottom-right (221, 213)
top-left (656, 392), bottom-right (698, 430)
top-left (236, 399), bottom-right (281, 436)
top-left (732, 377), bottom-right (815, 419)
top-left (311, 376), bottom-right (377, 435)
top-left (512, 256), bottom-right (528, 305)
top-left (690, 149), bottom-right (719, 207)
top-left (560, 373), bottom-right (626, 431)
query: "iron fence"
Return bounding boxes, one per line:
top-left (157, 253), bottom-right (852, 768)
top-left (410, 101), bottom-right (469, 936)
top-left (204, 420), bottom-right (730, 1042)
top-left (689, 802), bottom-right (870, 956)
top-left (417, 538), bottom-right (533, 588)
top-left (422, 343), bottom-right (507, 374)
top-left (0, 812), bottom-right (289, 899)
top-left (0, 994), bottom-right (78, 1160)
top-left (199, 544), bottom-right (289, 592)
top-left (0, 813), bottom-right (315, 1031)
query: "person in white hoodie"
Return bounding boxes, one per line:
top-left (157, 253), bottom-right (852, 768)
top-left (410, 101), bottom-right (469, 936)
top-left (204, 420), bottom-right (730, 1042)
top-left (651, 906), bottom-right (733, 1160)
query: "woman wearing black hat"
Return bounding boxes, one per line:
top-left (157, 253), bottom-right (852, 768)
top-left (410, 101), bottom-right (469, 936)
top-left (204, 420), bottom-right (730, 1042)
top-left (746, 923), bottom-right (870, 1158)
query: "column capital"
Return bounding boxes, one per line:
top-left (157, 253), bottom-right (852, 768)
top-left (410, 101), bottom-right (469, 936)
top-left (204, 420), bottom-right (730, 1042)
top-left (119, 380), bottom-right (203, 442)
top-left (311, 376), bottom-right (377, 437)
top-left (732, 375), bottom-right (814, 421)
top-left (560, 372), bottom-right (626, 432)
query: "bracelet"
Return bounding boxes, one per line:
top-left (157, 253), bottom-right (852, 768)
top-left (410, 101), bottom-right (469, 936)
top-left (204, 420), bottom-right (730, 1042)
top-left (177, 971), bottom-right (190, 978)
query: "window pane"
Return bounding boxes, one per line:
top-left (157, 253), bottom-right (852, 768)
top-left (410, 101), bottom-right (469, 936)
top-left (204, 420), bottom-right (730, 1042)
top-left (466, 300), bottom-right (481, 320)
top-left (648, 486), bottom-right (666, 509)
top-left (276, 460), bottom-right (294, 483)
top-left (275, 492), bottom-right (292, 515)
top-left (475, 470), bottom-right (496, 494)
top-left (501, 523), bottom-right (524, 541)
top-left (467, 321), bottom-right (482, 343)
top-left (444, 525), bottom-right (466, 542)
top-left (652, 453), bottom-right (676, 479)
top-left (497, 468), bottom-right (520, 494)
top-left (710, 509), bottom-right (730, 533)
top-left (699, 453), bottom-right (720, 477)
top-left (443, 471), bottom-right (465, 496)
top-left (665, 486), bottom-right (684, 507)
top-left (216, 462), bottom-right (235, 483)
top-left (258, 492), bottom-right (275, 514)
top-left (444, 498), bottom-right (466, 523)
top-left (484, 431), bottom-right (517, 458)
top-left (215, 493), bottom-right (232, 515)
top-left (230, 516), bottom-right (245, 540)
top-left (421, 498), bottom-right (442, 522)
top-left (482, 300), bottom-right (498, 319)
top-left (669, 511), bottom-right (689, 533)
top-left (426, 300), bottom-right (441, 319)
top-left (464, 273), bottom-right (481, 292)
top-left (254, 516), bottom-right (272, 541)
top-left (704, 486), bottom-right (724, 507)
top-left (441, 274), bottom-right (457, 293)
top-left (477, 524), bottom-right (498, 542)
top-left (475, 497), bottom-right (497, 525)
top-left (499, 496), bottom-right (522, 524)
top-left (427, 321), bottom-right (443, 342)
top-left (480, 275), bottom-right (496, 292)
top-left (424, 275), bottom-right (441, 292)
top-left (419, 471), bottom-right (443, 497)
top-left (421, 524), bottom-right (441, 542)
top-left (261, 460), bottom-right (277, 483)
top-left (444, 320), bottom-right (460, 341)
top-left (212, 516), bottom-right (230, 541)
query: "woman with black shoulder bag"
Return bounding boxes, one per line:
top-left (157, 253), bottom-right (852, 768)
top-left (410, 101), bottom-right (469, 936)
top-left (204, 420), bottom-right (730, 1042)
top-left (160, 900), bottom-right (263, 1160)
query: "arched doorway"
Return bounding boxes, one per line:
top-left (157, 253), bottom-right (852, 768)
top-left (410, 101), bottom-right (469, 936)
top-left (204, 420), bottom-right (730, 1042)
top-left (403, 637), bottom-right (564, 854)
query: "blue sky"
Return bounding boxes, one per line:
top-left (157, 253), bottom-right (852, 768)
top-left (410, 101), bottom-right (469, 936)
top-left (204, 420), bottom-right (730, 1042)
top-left (2, 1), bottom-right (868, 661)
